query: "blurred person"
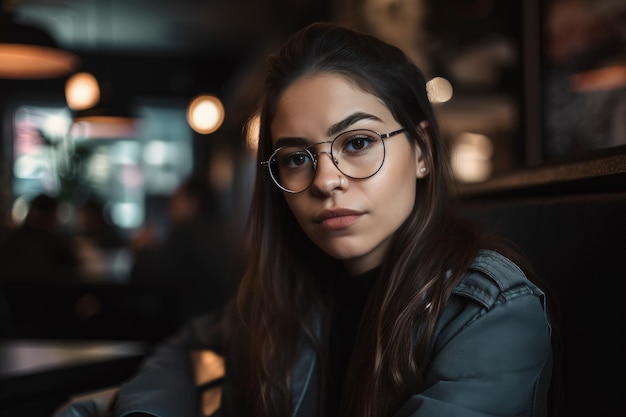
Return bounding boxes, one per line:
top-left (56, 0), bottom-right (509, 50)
top-left (73, 196), bottom-right (130, 282)
top-left (55, 22), bottom-right (560, 417)
top-left (129, 175), bottom-right (236, 325)
top-left (0, 193), bottom-right (80, 283)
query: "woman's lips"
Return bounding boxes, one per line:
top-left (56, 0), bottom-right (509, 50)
top-left (314, 209), bottom-right (363, 230)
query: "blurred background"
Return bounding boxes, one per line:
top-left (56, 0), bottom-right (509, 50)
top-left (2, 2), bottom-right (625, 415)
top-left (0, 0), bottom-right (625, 339)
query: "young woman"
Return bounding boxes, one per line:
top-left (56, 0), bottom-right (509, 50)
top-left (54, 22), bottom-right (558, 417)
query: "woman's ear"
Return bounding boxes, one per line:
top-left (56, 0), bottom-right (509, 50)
top-left (415, 120), bottom-right (431, 178)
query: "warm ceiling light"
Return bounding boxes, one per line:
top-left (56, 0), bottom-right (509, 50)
top-left (427, 77), bottom-right (454, 103)
top-left (187, 94), bottom-right (225, 135)
top-left (65, 72), bottom-right (100, 111)
top-left (70, 118), bottom-right (138, 140)
top-left (451, 132), bottom-right (494, 183)
top-left (71, 109), bottom-right (138, 138)
top-left (0, 11), bottom-right (79, 79)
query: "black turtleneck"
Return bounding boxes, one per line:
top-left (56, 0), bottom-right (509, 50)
top-left (326, 266), bottom-right (380, 417)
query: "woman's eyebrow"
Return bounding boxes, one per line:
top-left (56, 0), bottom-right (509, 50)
top-left (273, 112), bottom-right (383, 148)
top-left (327, 112), bottom-right (382, 137)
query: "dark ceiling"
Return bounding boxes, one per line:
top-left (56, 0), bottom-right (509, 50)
top-left (4, 0), bottom-right (541, 105)
top-left (10, 0), bottom-right (335, 57)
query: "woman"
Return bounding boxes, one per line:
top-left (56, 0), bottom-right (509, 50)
top-left (55, 22), bottom-right (558, 417)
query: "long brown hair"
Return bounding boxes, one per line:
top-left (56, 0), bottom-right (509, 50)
top-left (231, 22), bottom-right (548, 417)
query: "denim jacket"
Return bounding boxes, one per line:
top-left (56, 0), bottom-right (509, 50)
top-left (55, 250), bottom-right (553, 417)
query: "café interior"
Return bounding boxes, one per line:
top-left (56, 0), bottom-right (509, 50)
top-left (1, 0), bottom-right (625, 416)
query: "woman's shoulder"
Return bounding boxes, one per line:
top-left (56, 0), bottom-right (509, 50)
top-left (452, 249), bottom-right (546, 311)
top-left (431, 249), bottom-right (552, 359)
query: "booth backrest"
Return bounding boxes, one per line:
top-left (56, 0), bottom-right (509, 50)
top-left (460, 191), bottom-right (626, 417)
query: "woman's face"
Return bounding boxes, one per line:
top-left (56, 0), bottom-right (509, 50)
top-left (271, 74), bottom-right (428, 276)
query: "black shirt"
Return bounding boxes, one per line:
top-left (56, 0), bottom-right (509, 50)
top-left (326, 266), bottom-right (380, 417)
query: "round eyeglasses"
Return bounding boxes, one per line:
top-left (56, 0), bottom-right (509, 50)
top-left (261, 128), bottom-right (407, 193)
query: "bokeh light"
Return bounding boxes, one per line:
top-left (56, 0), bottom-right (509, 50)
top-left (65, 72), bottom-right (100, 110)
top-left (187, 94), bottom-right (224, 134)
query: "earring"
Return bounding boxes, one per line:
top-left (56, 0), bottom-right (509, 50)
top-left (419, 167), bottom-right (427, 174)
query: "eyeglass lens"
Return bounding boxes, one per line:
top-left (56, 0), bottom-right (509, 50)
top-left (268, 129), bottom-right (385, 193)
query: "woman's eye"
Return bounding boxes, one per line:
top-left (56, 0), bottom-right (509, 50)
top-left (343, 134), bottom-right (376, 153)
top-left (281, 151), bottom-right (311, 168)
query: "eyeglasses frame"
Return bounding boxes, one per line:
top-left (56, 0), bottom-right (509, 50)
top-left (261, 127), bottom-right (408, 193)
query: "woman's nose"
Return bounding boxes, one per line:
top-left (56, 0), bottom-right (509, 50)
top-left (310, 153), bottom-right (346, 195)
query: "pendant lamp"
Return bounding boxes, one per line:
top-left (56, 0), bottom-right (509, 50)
top-left (72, 79), bottom-right (136, 125)
top-left (0, 10), bottom-right (79, 79)
top-left (70, 78), bottom-right (139, 139)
